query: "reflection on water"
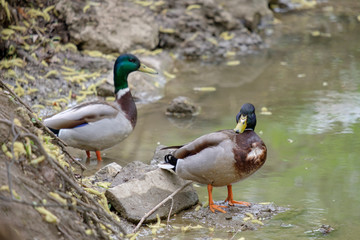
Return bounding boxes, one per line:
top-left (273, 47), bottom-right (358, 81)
top-left (296, 91), bottom-right (360, 134)
top-left (80, 2), bottom-right (360, 239)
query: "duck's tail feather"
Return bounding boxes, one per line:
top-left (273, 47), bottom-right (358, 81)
top-left (48, 127), bottom-right (59, 135)
top-left (158, 163), bottom-right (175, 171)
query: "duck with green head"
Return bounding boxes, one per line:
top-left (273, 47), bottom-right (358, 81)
top-left (44, 54), bottom-right (158, 161)
top-left (161, 103), bottom-right (267, 213)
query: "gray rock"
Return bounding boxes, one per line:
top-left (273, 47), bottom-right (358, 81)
top-left (111, 161), bottom-right (156, 187)
top-left (269, 0), bottom-right (318, 13)
top-left (95, 162), bottom-right (122, 181)
top-left (203, 0), bottom-right (238, 30)
top-left (96, 82), bottom-right (114, 98)
top-left (165, 96), bottom-right (199, 117)
top-left (150, 145), bottom-right (174, 166)
top-left (55, 0), bottom-right (159, 53)
top-left (106, 166), bottom-right (198, 223)
top-left (216, 0), bottom-right (273, 30)
top-left (156, 0), bottom-right (266, 58)
top-left (82, 162), bottom-right (123, 194)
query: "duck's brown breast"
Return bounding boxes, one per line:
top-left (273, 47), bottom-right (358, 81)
top-left (232, 130), bottom-right (267, 177)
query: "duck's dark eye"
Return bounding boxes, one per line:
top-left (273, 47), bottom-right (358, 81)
top-left (129, 58), bottom-right (136, 63)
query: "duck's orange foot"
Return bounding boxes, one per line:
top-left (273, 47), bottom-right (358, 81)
top-left (95, 150), bottom-right (102, 161)
top-left (85, 151), bottom-right (102, 161)
top-left (209, 203), bottom-right (228, 213)
top-left (225, 199), bottom-right (251, 207)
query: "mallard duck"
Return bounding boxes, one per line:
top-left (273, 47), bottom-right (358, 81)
top-left (162, 103), bottom-right (267, 213)
top-left (44, 54), bottom-right (158, 161)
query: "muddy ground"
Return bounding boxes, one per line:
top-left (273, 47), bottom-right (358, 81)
top-left (182, 201), bottom-right (287, 231)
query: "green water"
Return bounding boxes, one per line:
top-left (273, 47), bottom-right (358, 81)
top-left (82, 3), bottom-right (360, 239)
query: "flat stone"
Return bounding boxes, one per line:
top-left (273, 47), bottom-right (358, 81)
top-left (111, 161), bottom-right (156, 187)
top-left (106, 167), bottom-right (198, 223)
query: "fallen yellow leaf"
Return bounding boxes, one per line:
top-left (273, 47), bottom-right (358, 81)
top-left (226, 60), bottom-right (240, 66)
top-left (35, 207), bottom-right (59, 223)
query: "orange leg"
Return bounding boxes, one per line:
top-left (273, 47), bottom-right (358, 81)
top-left (86, 151), bottom-right (91, 158)
top-left (207, 184), bottom-right (227, 213)
top-left (224, 185), bottom-right (251, 207)
top-left (95, 151), bottom-right (102, 161)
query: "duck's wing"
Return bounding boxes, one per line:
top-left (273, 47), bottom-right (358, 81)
top-left (173, 131), bottom-right (230, 159)
top-left (44, 101), bottom-right (119, 130)
top-left (161, 145), bottom-right (183, 150)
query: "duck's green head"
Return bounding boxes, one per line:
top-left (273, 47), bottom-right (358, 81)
top-left (113, 54), bottom-right (158, 93)
top-left (234, 103), bottom-right (257, 133)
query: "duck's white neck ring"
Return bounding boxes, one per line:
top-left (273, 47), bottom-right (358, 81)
top-left (116, 88), bottom-right (130, 99)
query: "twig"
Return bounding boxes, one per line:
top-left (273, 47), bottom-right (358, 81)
top-left (16, 48), bottom-right (39, 65)
top-left (133, 181), bottom-right (193, 233)
top-left (6, 118), bottom-right (21, 202)
top-left (56, 190), bottom-right (120, 228)
top-left (22, 184), bottom-right (43, 201)
top-left (230, 229), bottom-right (242, 240)
top-left (89, 211), bottom-right (119, 237)
top-left (1, 81), bottom-right (44, 125)
top-left (167, 197), bottom-right (174, 226)
top-left (0, 195), bottom-right (71, 209)
top-left (57, 224), bottom-right (76, 240)
top-left (0, 192), bottom-right (109, 219)
top-left (94, 221), bottom-right (108, 240)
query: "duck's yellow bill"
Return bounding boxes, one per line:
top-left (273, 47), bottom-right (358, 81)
top-left (138, 63), bottom-right (158, 74)
top-left (234, 115), bottom-right (247, 133)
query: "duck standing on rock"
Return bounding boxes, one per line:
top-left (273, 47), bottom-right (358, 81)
top-left (44, 54), bottom-right (158, 161)
top-left (161, 103), bottom-right (267, 213)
